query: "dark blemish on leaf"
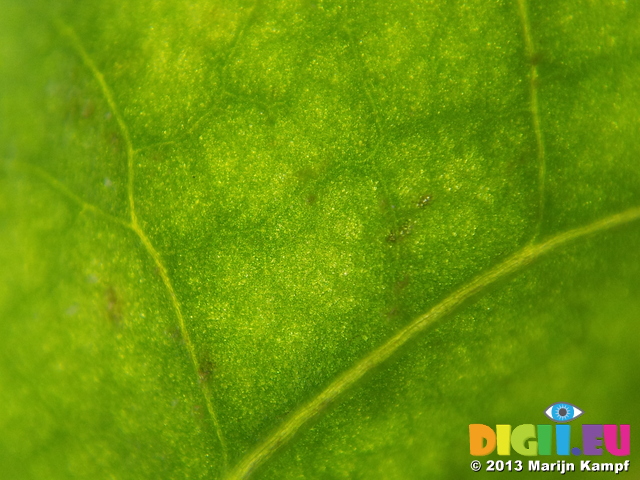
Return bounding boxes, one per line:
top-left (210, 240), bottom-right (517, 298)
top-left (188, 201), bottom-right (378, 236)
top-left (529, 51), bottom-right (544, 66)
top-left (81, 100), bottom-right (95, 119)
top-left (167, 327), bottom-right (184, 344)
top-left (198, 355), bottom-right (216, 384)
top-left (317, 397), bottom-right (333, 413)
top-left (506, 152), bottom-right (530, 176)
top-left (110, 132), bottom-right (121, 147)
top-left (517, 152), bottom-right (529, 165)
top-left (394, 275), bottom-right (410, 292)
top-left (386, 222), bottom-right (413, 244)
top-left (275, 409), bottom-right (292, 423)
top-left (154, 265), bottom-right (163, 278)
top-left (105, 286), bottom-right (123, 325)
top-left (386, 306), bottom-right (400, 319)
top-left (295, 166), bottom-right (318, 183)
top-left (305, 193), bottom-right (318, 205)
top-left (64, 89), bottom-right (83, 118)
top-left (192, 404), bottom-right (206, 421)
top-left (105, 130), bottom-right (122, 153)
top-left (264, 111), bottom-right (277, 127)
top-left (149, 150), bottom-right (166, 163)
top-left (417, 194), bottom-right (432, 208)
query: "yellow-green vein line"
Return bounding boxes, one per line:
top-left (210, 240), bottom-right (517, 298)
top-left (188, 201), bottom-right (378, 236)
top-left (517, 0), bottom-right (546, 241)
top-left (54, 19), bottom-right (137, 226)
top-left (226, 205), bottom-right (640, 480)
top-left (132, 225), bottom-right (229, 469)
top-left (12, 161), bottom-right (130, 229)
top-left (55, 20), bottom-right (229, 468)
top-left (13, 158), bottom-right (230, 468)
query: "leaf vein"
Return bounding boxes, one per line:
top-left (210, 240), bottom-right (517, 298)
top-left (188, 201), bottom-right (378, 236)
top-left (55, 19), bottom-right (138, 226)
top-left (11, 161), bottom-right (130, 229)
top-left (54, 19), bottom-right (230, 471)
top-left (226, 205), bottom-right (640, 480)
top-left (516, 0), bottom-right (547, 241)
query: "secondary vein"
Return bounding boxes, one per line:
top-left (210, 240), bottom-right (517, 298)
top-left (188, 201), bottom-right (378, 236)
top-left (11, 161), bottom-right (130, 229)
top-left (226, 205), bottom-right (640, 480)
top-left (132, 225), bottom-right (230, 468)
top-left (516, 0), bottom-right (546, 241)
top-left (55, 19), bottom-right (137, 226)
top-left (16, 157), bottom-right (230, 469)
top-left (55, 19), bottom-right (229, 470)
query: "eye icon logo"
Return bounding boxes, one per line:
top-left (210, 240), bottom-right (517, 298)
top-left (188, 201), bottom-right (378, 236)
top-left (544, 403), bottom-right (583, 422)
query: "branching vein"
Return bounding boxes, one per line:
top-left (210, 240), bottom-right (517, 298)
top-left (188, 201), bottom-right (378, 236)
top-left (55, 19), bottom-right (137, 225)
top-left (226, 205), bottom-right (640, 480)
top-left (517, 0), bottom-right (546, 240)
top-left (55, 19), bottom-right (229, 470)
top-left (15, 158), bottom-right (230, 469)
top-left (48, 12), bottom-right (640, 480)
top-left (131, 225), bottom-right (229, 469)
top-left (11, 161), bottom-right (130, 229)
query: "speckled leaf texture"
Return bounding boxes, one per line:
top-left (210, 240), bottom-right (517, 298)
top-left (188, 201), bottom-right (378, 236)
top-left (1, 0), bottom-right (639, 479)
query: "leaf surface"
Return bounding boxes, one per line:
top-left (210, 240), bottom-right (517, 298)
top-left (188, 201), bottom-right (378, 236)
top-left (1, 0), bottom-right (640, 478)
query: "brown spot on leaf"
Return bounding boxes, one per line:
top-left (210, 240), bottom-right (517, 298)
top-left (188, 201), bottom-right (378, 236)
top-left (275, 409), bottom-right (292, 423)
top-left (386, 222), bottom-right (413, 244)
top-left (105, 286), bottom-right (123, 325)
top-left (109, 132), bottom-right (122, 150)
top-left (378, 197), bottom-right (395, 213)
top-left (167, 327), bottom-right (184, 344)
top-left (81, 100), bottom-right (96, 119)
top-left (295, 166), bottom-right (318, 183)
top-left (198, 355), bottom-right (216, 384)
top-left (305, 193), bottom-right (318, 205)
top-left (385, 306), bottom-right (400, 319)
top-left (529, 51), bottom-right (544, 66)
top-left (394, 275), bottom-right (410, 292)
top-left (192, 404), bottom-right (206, 421)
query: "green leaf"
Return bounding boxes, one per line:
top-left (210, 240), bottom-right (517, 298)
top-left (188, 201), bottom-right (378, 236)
top-left (1, 0), bottom-right (639, 478)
